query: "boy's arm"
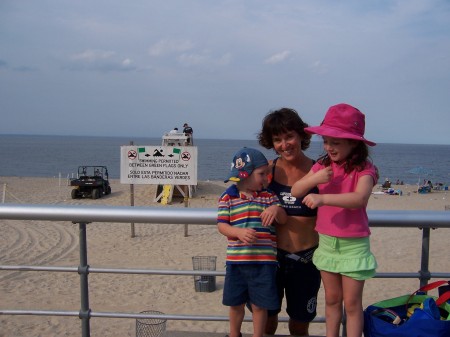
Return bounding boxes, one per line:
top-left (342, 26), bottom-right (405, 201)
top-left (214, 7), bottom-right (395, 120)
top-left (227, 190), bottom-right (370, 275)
top-left (217, 222), bottom-right (257, 244)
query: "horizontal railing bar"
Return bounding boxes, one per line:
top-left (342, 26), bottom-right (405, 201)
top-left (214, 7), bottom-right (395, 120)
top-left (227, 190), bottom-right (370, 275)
top-left (374, 272), bottom-right (419, 278)
top-left (91, 311), bottom-right (326, 323)
top-left (2, 265), bottom-right (450, 279)
top-left (374, 272), bottom-right (450, 278)
top-left (367, 210), bottom-right (450, 228)
top-left (0, 310), bottom-right (79, 317)
top-left (0, 265), bottom-right (77, 272)
top-left (423, 272), bottom-right (450, 278)
top-left (0, 309), bottom-right (325, 323)
top-left (1, 204), bottom-right (449, 336)
top-left (88, 268), bottom-right (224, 276)
top-left (0, 265), bottom-right (224, 276)
top-left (0, 204), bottom-right (216, 224)
top-left (95, 312), bottom-right (231, 321)
top-left (0, 204), bottom-right (449, 227)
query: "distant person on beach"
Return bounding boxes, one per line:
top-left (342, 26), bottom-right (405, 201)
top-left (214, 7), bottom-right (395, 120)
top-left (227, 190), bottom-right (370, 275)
top-left (166, 127), bottom-right (180, 145)
top-left (257, 108), bottom-right (321, 336)
top-left (168, 127), bottom-right (179, 134)
top-left (291, 103), bottom-right (378, 337)
top-left (182, 123), bottom-right (193, 135)
top-left (217, 147), bottom-right (287, 337)
top-left (182, 123), bottom-right (193, 144)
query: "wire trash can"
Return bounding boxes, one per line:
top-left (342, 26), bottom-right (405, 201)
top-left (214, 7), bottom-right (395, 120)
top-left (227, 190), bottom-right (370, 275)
top-left (192, 256), bottom-right (217, 292)
top-left (136, 310), bottom-right (166, 337)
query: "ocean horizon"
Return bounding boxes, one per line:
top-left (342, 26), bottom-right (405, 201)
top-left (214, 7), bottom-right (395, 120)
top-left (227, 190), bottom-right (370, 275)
top-left (1, 134), bottom-right (449, 185)
top-left (2, 132), bottom-right (448, 146)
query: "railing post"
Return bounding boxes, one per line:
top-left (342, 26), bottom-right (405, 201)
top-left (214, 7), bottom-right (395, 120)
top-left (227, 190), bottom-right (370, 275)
top-left (419, 227), bottom-right (431, 288)
top-left (184, 186), bottom-right (189, 237)
top-left (130, 140), bottom-right (136, 238)
top-left (341, 308), bottom-right (347, 337)
top-left (78, 222), bottom-right (91, 337)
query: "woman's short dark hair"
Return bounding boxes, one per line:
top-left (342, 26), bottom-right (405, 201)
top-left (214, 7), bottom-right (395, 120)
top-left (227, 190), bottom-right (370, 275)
top-left (258, 108), bottom-right (311, 151)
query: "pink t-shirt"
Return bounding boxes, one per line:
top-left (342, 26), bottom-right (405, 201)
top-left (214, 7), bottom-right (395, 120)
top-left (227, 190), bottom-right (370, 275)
top-left (311, 161), bottom-right (378, 238)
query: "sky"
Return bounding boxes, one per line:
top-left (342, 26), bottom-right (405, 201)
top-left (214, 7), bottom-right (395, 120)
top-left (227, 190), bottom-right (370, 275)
top-left (1, 0), bottom-right (449, 145)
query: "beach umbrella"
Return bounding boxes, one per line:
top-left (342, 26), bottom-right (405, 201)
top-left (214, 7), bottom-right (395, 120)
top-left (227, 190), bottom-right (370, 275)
top-left (407, 166), bottom-right (433, 190)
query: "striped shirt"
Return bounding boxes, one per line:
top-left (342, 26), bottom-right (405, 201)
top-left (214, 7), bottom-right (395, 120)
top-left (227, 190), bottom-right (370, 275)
top-left (217, 184), bottom-right (280, 264)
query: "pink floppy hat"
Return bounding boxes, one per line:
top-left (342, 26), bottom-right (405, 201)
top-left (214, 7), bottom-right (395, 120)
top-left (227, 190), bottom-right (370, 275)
top-left (305, 103), bottom-right (376, 146)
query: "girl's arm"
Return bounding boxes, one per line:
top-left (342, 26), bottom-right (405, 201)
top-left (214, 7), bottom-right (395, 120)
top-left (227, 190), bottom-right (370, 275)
top-left (291, 166), bottom-right (333, 197)
top-left (302, 175), bottom-right (374, 209)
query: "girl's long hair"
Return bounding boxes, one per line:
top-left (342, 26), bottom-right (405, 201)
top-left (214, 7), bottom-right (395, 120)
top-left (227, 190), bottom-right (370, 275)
top-left (318, 140), bottom-right (374, 174)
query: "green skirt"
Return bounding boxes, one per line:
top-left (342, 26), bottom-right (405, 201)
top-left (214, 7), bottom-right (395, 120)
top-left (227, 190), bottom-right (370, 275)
top-left (313, 234), bottom-right (377, 281)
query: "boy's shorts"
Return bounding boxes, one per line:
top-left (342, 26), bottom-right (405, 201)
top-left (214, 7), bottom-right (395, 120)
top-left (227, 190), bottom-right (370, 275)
top-left (222, 264), bottom-right (278, 310)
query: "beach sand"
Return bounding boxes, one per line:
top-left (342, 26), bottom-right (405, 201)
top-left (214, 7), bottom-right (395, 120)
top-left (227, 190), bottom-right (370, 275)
top-left (0, 177), bottom-right (449, 336)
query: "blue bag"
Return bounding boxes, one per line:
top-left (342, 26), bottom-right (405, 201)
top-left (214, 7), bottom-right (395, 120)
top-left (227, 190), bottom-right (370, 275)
top-left (364, 280), bottom-right (450, 337)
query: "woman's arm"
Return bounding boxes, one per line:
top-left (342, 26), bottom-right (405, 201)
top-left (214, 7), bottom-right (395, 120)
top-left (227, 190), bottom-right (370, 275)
top-left (260, 205), bottom-right (287, 226)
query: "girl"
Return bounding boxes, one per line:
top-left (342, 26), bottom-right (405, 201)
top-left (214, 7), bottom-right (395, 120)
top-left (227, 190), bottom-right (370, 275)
top-left (291, 103), bottom-right (378, 337)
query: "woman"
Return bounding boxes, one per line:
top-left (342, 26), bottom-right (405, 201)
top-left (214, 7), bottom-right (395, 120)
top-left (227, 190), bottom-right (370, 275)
top-left (258, 108), bottom-right (321, 336)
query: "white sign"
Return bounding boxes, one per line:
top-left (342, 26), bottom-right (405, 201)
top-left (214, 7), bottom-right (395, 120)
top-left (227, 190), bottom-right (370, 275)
top-left (120, 145), bottom-right (198, 185)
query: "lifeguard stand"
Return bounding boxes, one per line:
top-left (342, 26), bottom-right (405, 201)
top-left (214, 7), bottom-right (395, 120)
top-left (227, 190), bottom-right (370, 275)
top-left (161, 132), bottom-right (193, 146)
top-left (155, 132), bottom-right (196, 204)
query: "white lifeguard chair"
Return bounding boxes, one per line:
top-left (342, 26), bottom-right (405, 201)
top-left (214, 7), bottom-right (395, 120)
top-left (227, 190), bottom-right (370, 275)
top-left (161, 131), bottom-right (194, 146)
top-left (155, 132), bottom-right (196, 204)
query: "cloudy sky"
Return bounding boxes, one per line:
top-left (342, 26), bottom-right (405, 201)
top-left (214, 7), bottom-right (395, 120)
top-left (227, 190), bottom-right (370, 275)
top-left (1, 0), bottom-right (449, 144)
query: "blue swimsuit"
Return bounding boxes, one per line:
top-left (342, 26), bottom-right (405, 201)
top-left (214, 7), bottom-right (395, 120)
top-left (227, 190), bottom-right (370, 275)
top-left (268, 158), bottom-right (318, 217)
top-left (266, 158), bottom-right (321, 321)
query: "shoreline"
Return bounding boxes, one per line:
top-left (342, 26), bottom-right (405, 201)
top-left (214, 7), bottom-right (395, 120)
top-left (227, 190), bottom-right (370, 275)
top-left (1, 176), bottom-right (449, 210)
top-left (0, 176), bottom-right (449, 336)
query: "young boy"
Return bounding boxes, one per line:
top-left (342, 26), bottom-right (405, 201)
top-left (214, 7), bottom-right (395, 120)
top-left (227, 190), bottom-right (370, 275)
top-left (217, 147), bottom-right (287, 337)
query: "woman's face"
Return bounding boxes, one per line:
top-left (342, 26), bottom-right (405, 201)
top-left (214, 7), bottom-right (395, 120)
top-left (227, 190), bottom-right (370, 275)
top-left (272, 130), bottom-right (301, 159)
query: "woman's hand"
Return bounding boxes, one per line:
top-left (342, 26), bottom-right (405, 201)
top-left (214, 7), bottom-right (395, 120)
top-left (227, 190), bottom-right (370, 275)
top-left (260, 205), bottom-right (276, 226)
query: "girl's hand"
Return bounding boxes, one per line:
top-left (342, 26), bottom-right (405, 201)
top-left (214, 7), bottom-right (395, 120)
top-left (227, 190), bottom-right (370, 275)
top-left (237, 228), bottom-right (257, 244)
top-left (302, 193), bottom-right (323, 209)
top-left (315, 166), bottom-right (333, 184)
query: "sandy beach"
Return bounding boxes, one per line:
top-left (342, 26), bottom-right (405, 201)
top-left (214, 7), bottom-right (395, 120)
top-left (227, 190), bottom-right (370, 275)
top-left (1, 177), bottom-right (449, 337)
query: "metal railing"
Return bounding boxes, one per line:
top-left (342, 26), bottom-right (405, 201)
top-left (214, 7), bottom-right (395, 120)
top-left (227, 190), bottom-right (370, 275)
top-left (1, 204), bottom-right (449, 337)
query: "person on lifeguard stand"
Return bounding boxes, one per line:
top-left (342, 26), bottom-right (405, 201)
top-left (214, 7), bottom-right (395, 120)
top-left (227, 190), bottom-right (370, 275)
top-left (183, 123), bottom-right (194, 144)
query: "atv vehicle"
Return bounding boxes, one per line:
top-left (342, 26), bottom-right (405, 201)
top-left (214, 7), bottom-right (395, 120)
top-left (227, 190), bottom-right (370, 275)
top-left (70, 166), bottom-right (112, 199)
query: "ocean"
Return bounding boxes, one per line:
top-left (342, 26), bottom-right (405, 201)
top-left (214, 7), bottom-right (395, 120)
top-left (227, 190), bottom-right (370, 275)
top-left (0, 134), bottom-right (449, 185)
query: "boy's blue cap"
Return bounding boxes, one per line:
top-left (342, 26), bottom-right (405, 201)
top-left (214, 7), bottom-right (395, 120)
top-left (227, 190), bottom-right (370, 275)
top-left (224, 147), bottom-right (268, 183)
